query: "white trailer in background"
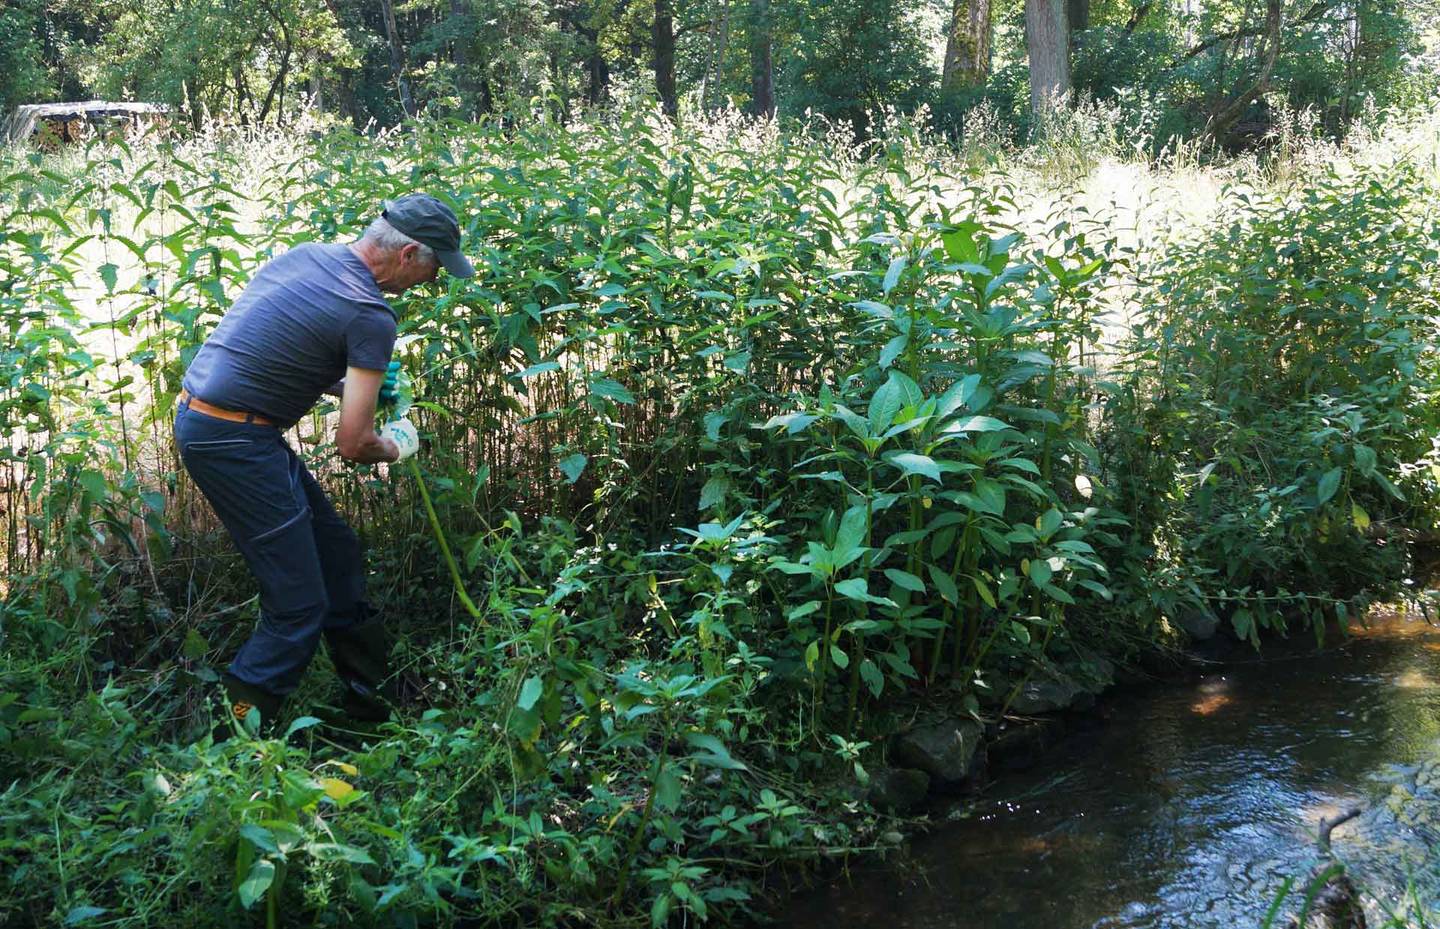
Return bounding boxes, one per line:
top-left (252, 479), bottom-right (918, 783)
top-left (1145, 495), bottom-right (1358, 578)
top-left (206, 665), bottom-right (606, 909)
top-left (3, 101), bottom-right (170, 147)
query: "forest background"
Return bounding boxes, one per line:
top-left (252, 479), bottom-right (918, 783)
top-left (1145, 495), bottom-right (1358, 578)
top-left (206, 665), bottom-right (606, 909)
top-left (5, 0), bottom-right (1440, 149)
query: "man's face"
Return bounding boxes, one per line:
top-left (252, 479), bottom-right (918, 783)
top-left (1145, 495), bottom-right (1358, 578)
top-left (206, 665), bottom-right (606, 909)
top-left (383, 244), bottom-right (441, 294)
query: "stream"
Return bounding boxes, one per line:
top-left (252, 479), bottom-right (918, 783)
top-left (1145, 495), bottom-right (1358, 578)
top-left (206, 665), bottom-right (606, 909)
top-left (782, 608), bottom-right (1440, 928)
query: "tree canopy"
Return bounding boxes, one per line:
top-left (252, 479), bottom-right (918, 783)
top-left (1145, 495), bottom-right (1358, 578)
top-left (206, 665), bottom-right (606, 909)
top-left (3, 0), bottom-right (1438, 147)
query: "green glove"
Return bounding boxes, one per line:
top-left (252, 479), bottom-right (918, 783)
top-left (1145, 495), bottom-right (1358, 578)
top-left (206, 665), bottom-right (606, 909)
top-left (378, 360), bottom-right (402, 406)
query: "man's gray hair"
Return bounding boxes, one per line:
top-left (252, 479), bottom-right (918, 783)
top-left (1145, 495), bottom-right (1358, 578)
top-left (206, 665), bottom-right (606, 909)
top-left (359, 216), bottom-right (437, 264)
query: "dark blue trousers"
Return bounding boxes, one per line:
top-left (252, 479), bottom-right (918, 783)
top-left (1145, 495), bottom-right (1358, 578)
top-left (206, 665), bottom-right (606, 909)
top-left (174, 404), bottom-right (372, 698)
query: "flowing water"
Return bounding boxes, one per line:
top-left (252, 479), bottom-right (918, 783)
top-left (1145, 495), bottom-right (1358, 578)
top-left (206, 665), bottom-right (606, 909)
top-left (783, 610), bottom-right (1440, 928)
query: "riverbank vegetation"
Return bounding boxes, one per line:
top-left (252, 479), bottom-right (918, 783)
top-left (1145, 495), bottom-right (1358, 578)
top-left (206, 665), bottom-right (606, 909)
top-left (3, 99), bottom-right (1440, 926)
top-left (8, 3), bottom-right (1440, 926)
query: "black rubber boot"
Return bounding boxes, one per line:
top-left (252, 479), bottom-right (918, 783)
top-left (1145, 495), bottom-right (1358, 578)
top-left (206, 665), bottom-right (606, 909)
top-left (216, 673), bottom-right (284, 740)
top-left (324, 618), bottom-right (394, 723)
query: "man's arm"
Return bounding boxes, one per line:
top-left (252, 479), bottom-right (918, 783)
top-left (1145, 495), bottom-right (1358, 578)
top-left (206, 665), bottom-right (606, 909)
top-left (336, 366), bottom-right (399, 464)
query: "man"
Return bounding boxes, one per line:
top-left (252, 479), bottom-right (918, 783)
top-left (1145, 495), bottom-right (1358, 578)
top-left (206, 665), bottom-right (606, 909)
top-left (174, 193), bottom-right (474, 732)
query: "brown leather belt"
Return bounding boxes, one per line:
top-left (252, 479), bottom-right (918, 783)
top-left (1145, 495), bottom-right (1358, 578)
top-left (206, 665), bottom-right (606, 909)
top-left (178, 389), bottom-right (275, 426)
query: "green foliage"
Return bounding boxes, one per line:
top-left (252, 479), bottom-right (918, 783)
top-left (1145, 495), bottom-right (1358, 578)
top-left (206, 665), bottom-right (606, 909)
top-left (779, 0), bottom-right (938, 133)
top-left (1, 0), bottom-right (1436, 152)
top-left (0, 0), bottom-right (54, 115)
top-left (1, 109), bottom-right (1438, 927)
top-left (1105, 162), bottom-right (1440, 640)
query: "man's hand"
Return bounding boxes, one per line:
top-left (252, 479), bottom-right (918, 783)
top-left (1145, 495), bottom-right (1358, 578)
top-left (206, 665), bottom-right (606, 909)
top-left (378, 418), bottom-right (420, 460)
top-left (337, 367), bottom-right (399, 463)
top-left (378, 360), bottom-right (402, 407)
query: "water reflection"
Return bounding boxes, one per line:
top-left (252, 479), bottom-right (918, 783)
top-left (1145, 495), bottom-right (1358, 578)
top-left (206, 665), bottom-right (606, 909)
top-left (781, 615), bottom-right (1440, 929)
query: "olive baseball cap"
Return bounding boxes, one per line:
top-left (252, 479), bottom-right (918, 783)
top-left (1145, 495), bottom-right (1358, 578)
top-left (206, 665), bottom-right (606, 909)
top-left (381, 193), bottom-right (475, 278)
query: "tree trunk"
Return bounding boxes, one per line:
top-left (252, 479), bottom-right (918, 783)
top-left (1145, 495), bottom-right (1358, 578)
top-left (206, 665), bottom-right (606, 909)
top-left (380, 0), bottom-right (418, 118)
top-left (258, 46), bottom-right (291, 124)
top-left (448, 0), bottom-right (474, 117)
top-left (1340, 0), bottom-right (1362, 126)
top-left (184, 78), bottom-right (203, 129)
top-left (1067, 0), bottom-right (1089, 35)
top-left (748, 0), bottom-right (774, 117)
top-left (1208, 0), bottom-right (1282, 144)
top-left (448, 0), bottom-right (470, 69)
top-left (309, 66), bottom-right (323, 114)
top-left (258, 7), bottom-right (293, 125)
top-left (234, 67), bottom-right (250, 126)
top-left (941, 0), bottom-right (992, 93)
top-left (653, 0), bottom-right (678, 118)
top-left (700, 0), bottom-right (735, 110)
top-left (1024, 0), bottom-right (1071, 115)
top-left (582, 25), bottom-right (610, 105)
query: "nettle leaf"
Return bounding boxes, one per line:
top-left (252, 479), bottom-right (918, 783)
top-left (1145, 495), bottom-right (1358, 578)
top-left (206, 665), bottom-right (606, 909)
top-left (879, 333), bottom-right (907, 369)
top-left (652, 892), bottom-right (673, 928)
top-left (1317, 467), bottom-right (1344, 506)
top-left (835, 505), bottom-right (869, 556)
top-left (284, 716), bottom-right (322, 738)
top-left (928, 565), bottom-right (960, 604)
top-left (852, 299), bottom-right (893, 319)
top-left (238, 859), bottom-right (276, 909)
top-left (833, 577), bottom-right (897, 607)
top-left (308, 843), bottom-right (376, 865)
top-left (558, 453), bottom-right (588, 484)
top-left (869, 369), bottom-right (922, 432)
top-left (518, 361), bottom-right (560, 379)
top-left (787, 600), bottom-right (821, 621)
top-left (936, 374), bottom-right (982, 418)
top-left (655, 762), bottom-right (683, 810)
top-left (941, 221), bottom-right (983, 263)
top-left (868, 377), bottom-right (903, 433)
top-left (972, 575), bottom-right (997, 608)
top-left (239, 824), bottom-right (278, 854)
top-left (1353, 444), bottom-right (1377, 476)
top-left (698, 475), bottom-right (731, 510)
top-left (882, 255), bottom-right (908, 295)
top-left (703, 411), bottom-right (730, 442)
top-left (517, 676), bottom-right (544, 711)
top-left (942, 415), bottom-right (1010, 435)
top-left (693, 515), bottom-right (744, 544)
top-left (884, 451), bottom-right (941, 482)
top-left (884, 568), bottom-right (925, 593)
top-left (588, 377), bottom-right (635, 404)
top-left (860, 658), bottom-right (884, 697)
top-left (685, 732), bottom-right (747, 770)
top-left (759, 411), bottom-right (818, 434)
top-left (724, 350), bottom-right (751, 372)
top-left (973, 478), bottom-right (1007, 515)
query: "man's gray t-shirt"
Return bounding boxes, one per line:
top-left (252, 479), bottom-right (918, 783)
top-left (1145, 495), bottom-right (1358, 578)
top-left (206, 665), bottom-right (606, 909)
top-left (183, 243), bottom-right (396, 429)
